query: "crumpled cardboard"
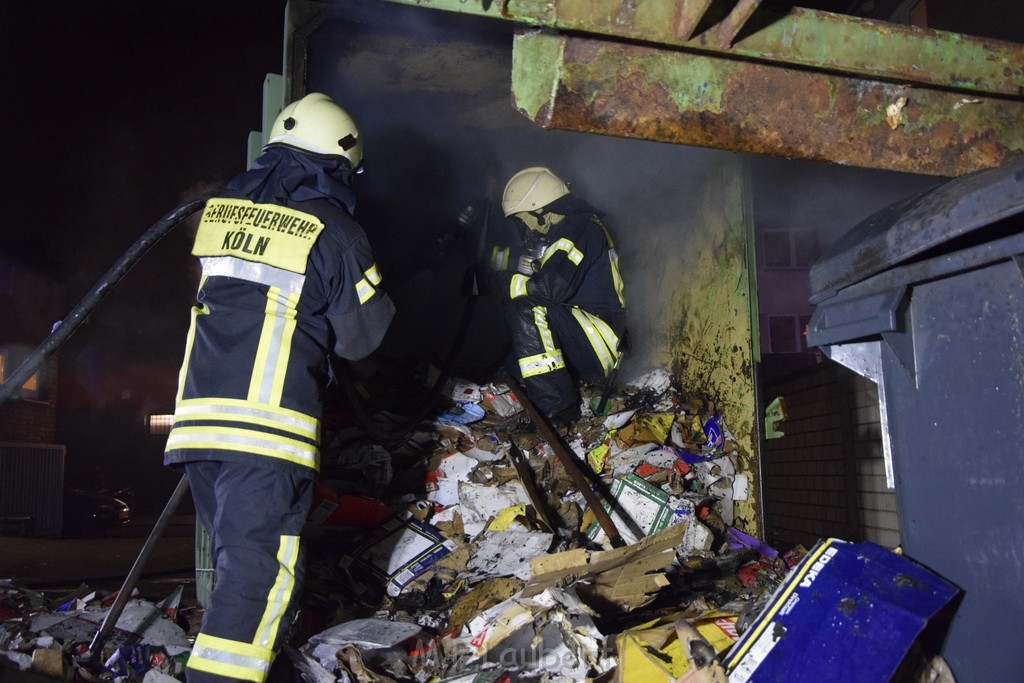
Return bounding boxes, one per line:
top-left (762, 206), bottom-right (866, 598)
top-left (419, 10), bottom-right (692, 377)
top-left (448, 578), bottom-right (523, 633)
top-left (480, 384), bottom-right (522, 418)
top-left (614, 418), bottom-right (667, 448)
top-left (466, 588), bottom-right (614, 679)
top-left (34, 598), bottom-right (191, 656)
top-left (611, 618), bottom-right (727, 683)
top-left (457, 481), bottom-right (530, 537)
top-left (525, 522), bottom-right (686, 612)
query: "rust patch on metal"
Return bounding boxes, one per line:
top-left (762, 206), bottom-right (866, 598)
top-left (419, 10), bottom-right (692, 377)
top-left (673, 0), bottom-right (715, 41)
top-left (542, 37), bottom-right (1022, 175)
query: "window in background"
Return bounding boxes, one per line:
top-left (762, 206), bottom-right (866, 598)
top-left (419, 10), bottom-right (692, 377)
top-left (762, 229), bottom-right (819, 269)
top-left (148, 413), bottom-right (174, 435)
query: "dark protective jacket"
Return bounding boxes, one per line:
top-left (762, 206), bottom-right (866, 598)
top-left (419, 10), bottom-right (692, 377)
top-left (164, 147), bottom-right (394, 476)
top-left (495, 203), bottom-right (626, 315)
top-left (492, 201), bottom-right (626, 387)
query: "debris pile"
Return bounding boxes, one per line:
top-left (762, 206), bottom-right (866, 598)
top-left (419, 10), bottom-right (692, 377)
top-left (295, 369), bottom-right (773, 681)
top-left (0, 368), bottom-right (961, 682)
top-left (0, 581), bottom-right (193, 681)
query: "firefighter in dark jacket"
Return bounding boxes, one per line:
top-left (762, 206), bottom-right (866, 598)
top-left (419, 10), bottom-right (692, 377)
top-left (164, 93), bottom-right (394, 683)
top-left (491, 167), bottom-right (626, 418)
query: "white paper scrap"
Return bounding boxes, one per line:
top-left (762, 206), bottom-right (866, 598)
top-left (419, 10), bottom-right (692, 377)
top-left (458, 481), bottom-right (530, 537)
top-left (462, 530), bottom-right (554, 581)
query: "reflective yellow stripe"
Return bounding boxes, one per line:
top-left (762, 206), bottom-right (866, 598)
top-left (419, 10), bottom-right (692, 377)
top-left (355, 277), bottom-right (374, 304)
top-left (166, 426), bottom-right (319, 469)
top-left (188, 633), bottom-right (272, 682)
top-left (175, 295), bottom-right (208, 404)
top-left (269, 292), bottom-right (299, 405)
top-left (249, 288), bottom-right (279, 402)
top-left (248, 287), bottom-right (298, 405)
top-left (173, 399), bottom-right (319, 440)
top-left (519, 350), bottom-right (566, 377)
top-left (724, 539), bottom-right (840, 668)
top-left (532, 306), bottom-right (557, 353)
top-left (593, 217), bottom-right (626, 308)
top-left (355, 264), bottom-right (384, 304)
top-left (199, 256), bottom-right (306, 295)
top-left (491, 246), bottom-right (510, 271)
top-left (609, 248), bottom-right (626, 308)
top-left (540, 238), bottom-right (583, 266)
top-left (570, 307), bottom-right (620, 375)
top-left (255, 535), bottom-right (300, 649)
top-left (510, 273), bottom-right (530, 299)
top-left (518, 305), bottom-right (564, 377)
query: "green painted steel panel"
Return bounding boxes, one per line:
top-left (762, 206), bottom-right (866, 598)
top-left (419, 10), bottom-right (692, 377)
top-left (512, 31), bottom-right (1024, 176)
top-left (382, 0), bottom-right (1024, 98)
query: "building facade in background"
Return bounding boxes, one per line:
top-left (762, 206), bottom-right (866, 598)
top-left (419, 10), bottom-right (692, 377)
top-left (0, 255), bottom-right (64, 442)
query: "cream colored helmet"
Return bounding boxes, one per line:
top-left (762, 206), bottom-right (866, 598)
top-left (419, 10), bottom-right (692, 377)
top-left (267, 93), bottom-right (363, 167)
top-left (502, 167), bottom-right (569, 217)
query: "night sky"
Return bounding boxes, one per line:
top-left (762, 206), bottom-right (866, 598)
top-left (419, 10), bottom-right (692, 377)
top-left (3, 1), bottom-right (288, 408)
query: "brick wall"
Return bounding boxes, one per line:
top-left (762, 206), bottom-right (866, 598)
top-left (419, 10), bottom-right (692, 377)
top-left (0, 400), bottom-right (57, 443)
top-left (762, 360), bottom-right (900, 549)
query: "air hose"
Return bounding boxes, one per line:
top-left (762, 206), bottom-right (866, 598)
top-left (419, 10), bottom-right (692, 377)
top-left (0, 190), bottom-right (220, 405)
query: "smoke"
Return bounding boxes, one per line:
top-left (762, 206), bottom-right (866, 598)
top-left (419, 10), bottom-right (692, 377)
top-left (310, 0), bottom-right (945, 383)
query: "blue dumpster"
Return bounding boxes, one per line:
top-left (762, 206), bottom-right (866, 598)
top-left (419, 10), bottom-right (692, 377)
top-left (807, 156), bottom-right (1024, 682)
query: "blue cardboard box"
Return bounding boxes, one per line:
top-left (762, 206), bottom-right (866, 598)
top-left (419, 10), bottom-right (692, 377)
top-left (724, 538), bottom-right (959, 682)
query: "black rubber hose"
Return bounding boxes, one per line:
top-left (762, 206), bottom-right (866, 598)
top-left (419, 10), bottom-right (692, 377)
top-left (0, 191), bottom-right (220, 405)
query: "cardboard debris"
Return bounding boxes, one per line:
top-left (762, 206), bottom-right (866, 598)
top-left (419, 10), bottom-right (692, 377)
top-left (525, 523), bottom-right (687, 611)
top-left (467, 588), bottom-right (613, 679)
top-left (31, 648), bottom-right (65, 678)
top-left (34, 598), bottom-right (191, 655)
top-left (480, 384), bottom-right (522, 418)
top-left (612, 618), bottom-right (727, 683)
top-left (1, 364), bottom-right (963, 683)
top-left (340, 513), bottom-right (458, 597)
top-left (448, 578), bottom-right (523, 633)
top-left (584, 473), bottom-right (687, 547)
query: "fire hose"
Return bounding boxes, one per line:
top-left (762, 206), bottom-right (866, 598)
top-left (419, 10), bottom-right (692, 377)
top-left (0, 192), bottom-right (219, 663)
top-left (0, 191), bottom-right (219, 405)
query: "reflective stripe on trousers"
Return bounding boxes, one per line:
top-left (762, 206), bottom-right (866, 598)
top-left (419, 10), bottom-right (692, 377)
top-left (518, 305), bottom-right (567, 378)
top-left (569, 307), bottom-right (620, 376)
top-left (184, 462), bottom-right (312, 683)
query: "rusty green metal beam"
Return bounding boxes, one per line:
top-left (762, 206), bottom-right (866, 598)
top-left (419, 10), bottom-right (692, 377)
top-left (512, 31), bottom-right (1024, 176)
top-left (383, 0), bottom-right (1024, 99)
top-left (508, 1), bottom-right (1024, 98)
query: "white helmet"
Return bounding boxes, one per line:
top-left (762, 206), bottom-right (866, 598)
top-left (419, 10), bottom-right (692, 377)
top-left (267, 93), bottom-right (363, 167)
top-left (502, 167), bottom-right (569, 217)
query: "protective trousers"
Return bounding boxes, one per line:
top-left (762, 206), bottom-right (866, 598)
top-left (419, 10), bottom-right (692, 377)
top-left (183, 461), bottom-right (313, 683)
top-left (505, 296), bottom-right (620, 417)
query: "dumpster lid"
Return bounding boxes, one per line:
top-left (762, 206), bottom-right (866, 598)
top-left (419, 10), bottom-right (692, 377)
top-left (809, 156), bottom-right (1024, 304)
